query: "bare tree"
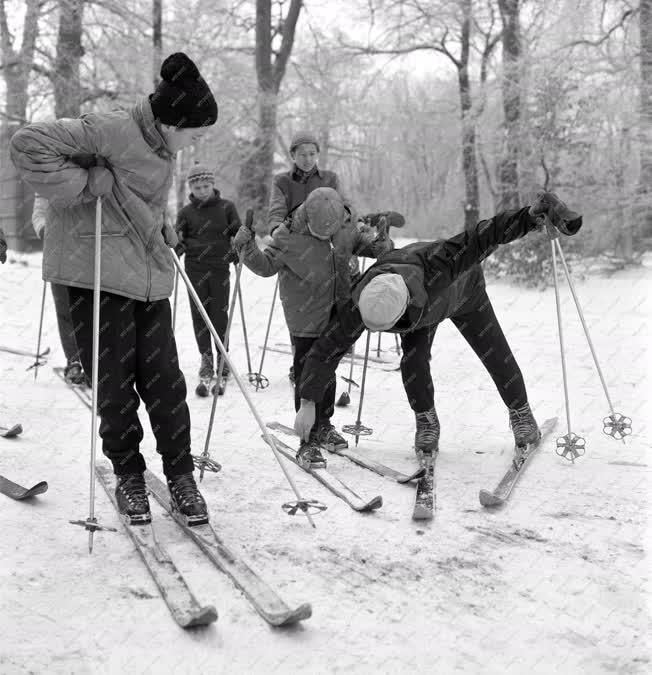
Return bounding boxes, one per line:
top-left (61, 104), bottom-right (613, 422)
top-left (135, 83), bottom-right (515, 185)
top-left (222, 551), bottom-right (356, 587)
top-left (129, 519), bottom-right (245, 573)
top-left (0, 0), bottom-right (44, 251)
top-left (53, 0), bottom-right (86, 118)
top-left (237, 0), bottom-right (303, 225)
top-left (153, 0), bottom-right (162, 88)
top-left (496, 0), bottom-right (520, 209)
top-left (639, 0), bottom-right (652, 237)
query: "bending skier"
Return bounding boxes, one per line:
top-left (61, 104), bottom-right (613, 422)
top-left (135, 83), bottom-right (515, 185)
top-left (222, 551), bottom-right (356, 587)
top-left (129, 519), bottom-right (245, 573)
top-left (293, 192), bottom-right (583, 466)
top-left (10, 52), bottom-right (218, 527)
top-left (232, 186), bottom-right (397, 468)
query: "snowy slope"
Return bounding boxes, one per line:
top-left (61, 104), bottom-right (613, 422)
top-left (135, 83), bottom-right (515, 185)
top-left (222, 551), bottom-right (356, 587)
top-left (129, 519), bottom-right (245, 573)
top-left (0, 250), bottom-right (650, 674)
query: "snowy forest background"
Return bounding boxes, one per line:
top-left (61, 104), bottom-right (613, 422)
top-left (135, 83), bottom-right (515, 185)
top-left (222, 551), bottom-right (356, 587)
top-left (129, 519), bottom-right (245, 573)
top-left (0, 0), bottom-right (650, 284)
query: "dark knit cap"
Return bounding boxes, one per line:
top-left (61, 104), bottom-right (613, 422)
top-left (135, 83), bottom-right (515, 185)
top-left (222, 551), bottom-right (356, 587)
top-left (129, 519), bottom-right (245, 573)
top-left (150, 52), bottom-right (218, 128)
top-left (290, 130), bottom-right (320, 153)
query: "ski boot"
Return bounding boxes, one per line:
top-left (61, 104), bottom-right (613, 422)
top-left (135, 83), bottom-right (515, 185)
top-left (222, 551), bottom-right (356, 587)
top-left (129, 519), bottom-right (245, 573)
top-left (167, 472), bottom-right (209, 526)
top-left (414, 407), bottom-right (440, 459)
top-left (508, 402), bottom-right (541, 448)
top-left (115, 473), bottom-right (151, 525)
top-left (64, 360), bottom-right (86, 386)
top-left (196, 351), bottom-right (214, 397)
top-left (529, 191), bottom-right (583, 236)
top-left (296, 434), bottom-right (327, 469)
top-left (212, 357), bottom-right (230, 396)
top-left (317, 422), bottom-right (349, 451)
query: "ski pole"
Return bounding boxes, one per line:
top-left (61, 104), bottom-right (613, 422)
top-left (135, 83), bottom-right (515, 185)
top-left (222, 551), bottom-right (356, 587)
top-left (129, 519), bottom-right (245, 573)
top-left (171, 249), bottom-right (321, 527)
top-left (28, 281), bottom-right (47, 379)
top-left (195, 209), bottom-right (254, 481)
top-left (336, 341), bottom-right (357, 407)
top-left (255, 276), bottom-right (278, 391)
top-left (546, 225), bottom-right (586, 464)
top-left (553, 239), bottom-right (631, 443)
top-left (69, 195), bottom-right (117, 550)
top-left (342, 330), bottom-right (373, 447)
top-left (171, 267), bottom-right (179, 332)
top-left (375, 332), bottom-right (382, 358)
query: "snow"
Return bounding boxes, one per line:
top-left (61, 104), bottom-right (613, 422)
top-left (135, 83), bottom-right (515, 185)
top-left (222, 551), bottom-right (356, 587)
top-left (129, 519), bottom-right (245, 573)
top-left (0, 251), bottom-right (650, 674)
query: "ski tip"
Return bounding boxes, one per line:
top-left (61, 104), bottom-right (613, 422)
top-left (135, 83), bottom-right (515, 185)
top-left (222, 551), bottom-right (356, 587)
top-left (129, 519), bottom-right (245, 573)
top-left (478, 489), bottom-right (504, 507)
top-left (412, 506), bottom-right (433, 521)
top-left (396, 468), bottom-right (426, 484)
top-left (359, 495), bottom-right (383, 512)
top-left (182, 605), bottom-right (218, 628)
top-left (271, 602), bottom-right (313, 626)
top-left (0, 423), bottom-right (23, 438)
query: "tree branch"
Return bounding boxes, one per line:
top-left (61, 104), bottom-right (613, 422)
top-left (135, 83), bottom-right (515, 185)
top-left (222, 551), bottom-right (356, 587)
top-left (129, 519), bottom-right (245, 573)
top-left (272, 0), bottom-right (302, 90)
top-left (563, 7), bottom-right (638, 48)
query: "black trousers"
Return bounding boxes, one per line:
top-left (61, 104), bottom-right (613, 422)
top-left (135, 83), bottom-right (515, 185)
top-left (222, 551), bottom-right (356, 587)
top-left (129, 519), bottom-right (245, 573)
top-left (50, 282), bottom-right (80, 363)
top-left (292, 335), bottom-right (336, 431)
top-left (400, 288), bottom-right (528, 413)
top-left (68, 287), bottom-right (194, 478)
top-left (185, 258), bottom-right (230, 359)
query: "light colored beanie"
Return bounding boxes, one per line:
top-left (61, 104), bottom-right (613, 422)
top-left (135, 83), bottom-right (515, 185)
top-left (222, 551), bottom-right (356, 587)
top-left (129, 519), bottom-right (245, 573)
top-left (358, 273), bottom-right (410, 331)
top-left (187, 163), bottom-right (215, 184)
top-left (304, 187), bottom-right (345, 240)
top-left (290, 130), bottom-right (320, 154)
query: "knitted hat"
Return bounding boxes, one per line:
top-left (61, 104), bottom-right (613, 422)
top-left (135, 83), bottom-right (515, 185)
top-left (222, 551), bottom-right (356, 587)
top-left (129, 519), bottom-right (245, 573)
top-left (304, 187), bottom-right (345, 240)
top-left (150, 52), bottom-right (218, 128)
top-left (290, 130), bottom-right (320, 154)
top-left (187, 163), bottom-right (214, 184)
top-left (358, 274), bottom-right (410, 331)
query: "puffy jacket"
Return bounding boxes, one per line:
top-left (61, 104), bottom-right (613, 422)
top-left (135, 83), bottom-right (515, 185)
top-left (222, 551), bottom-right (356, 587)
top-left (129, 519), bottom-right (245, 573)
top-left (240, 203), bottom-right (392, 338)
top-left (10, 98), bottom-right (177, 301)
top-left (176, 189), bottom-right (241, 265)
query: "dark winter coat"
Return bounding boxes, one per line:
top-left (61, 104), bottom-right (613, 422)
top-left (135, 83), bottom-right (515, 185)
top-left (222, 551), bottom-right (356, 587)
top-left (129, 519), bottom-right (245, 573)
top-left (175, 190), bottom-right (241, 266)
top-left (240, 201), bottom-right (392, 338)
top-left (9, 98), bottom-right (177, 302)
top-left (267, 166), bottom-right (353, 233)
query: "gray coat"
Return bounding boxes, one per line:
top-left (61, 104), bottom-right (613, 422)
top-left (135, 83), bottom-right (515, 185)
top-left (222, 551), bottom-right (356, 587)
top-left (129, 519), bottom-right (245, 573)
top-left (10, 98), bottom-right (177, 301)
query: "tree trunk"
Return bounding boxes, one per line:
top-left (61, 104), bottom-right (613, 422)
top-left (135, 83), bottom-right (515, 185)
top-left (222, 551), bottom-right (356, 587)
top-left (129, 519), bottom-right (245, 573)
top-left (638, 0), bottom-right (652, 237)
top-left (237, 0), bottom-right (302, 231)
top-left (53, 0), bottom-right (85, 119)
top-left (153, 0), bottom-right (162, 88)
top-left (457, 0), bottom-right (479, 229)
top-left (0, 0), bottom-right (43, 252)
top-left (497, 0), bottom-right (521, 210)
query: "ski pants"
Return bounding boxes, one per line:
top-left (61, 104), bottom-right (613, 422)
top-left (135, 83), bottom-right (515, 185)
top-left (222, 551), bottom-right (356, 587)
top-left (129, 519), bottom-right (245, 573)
top-left (50, 282), bottom-right (80, 363)
top-left (185, 257), bottom-right (230, 361)
top-left (68, 287), bottom-right (194, 478)
top-left (400, 288), bottom-right (529, 413)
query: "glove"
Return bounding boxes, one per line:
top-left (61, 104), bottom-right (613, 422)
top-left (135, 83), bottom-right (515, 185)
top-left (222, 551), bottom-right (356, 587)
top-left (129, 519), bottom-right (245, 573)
top-left (232, 224), bottom-right (253, 252)
top-left (0, 231), bottom-right (7, 264)
top-left (174, 241), bottom-right (186, 257)
top-left (225, 246), bottom-right (239, 264)
top-left (69, 154), bottom-right (107, 170)
top-left (364, 211), bottom-right (405, 229)
top-left (87, 166), bottom-right (114, 197)
top-left (161, 222), bottom-right (178, 248)
top-left (294, 400), bottom-right (316, 442)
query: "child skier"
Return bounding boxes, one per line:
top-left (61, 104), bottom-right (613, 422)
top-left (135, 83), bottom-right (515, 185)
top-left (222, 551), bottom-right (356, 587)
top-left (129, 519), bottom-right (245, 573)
top-left (293, 192), bottom-right (583, 462)
top-left (268, 130), bottom-right (354, 385)
top-left (32, 195), bottom-right (87, 386)
top-left (233, 187), bottom-right (396, 468)
top-left (175, 163), bottom-right (241, 397)
top-left (10, 52), bottom-right (218, 527)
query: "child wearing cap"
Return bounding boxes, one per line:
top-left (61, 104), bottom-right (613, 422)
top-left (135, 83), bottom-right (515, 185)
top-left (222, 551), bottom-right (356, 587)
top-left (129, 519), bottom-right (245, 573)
top-left (175, 163), bottom-right (242, 396)
top-left (233, 186), bottom-right (394, 469)
top-left (10, 52), bottom-right (218, 527)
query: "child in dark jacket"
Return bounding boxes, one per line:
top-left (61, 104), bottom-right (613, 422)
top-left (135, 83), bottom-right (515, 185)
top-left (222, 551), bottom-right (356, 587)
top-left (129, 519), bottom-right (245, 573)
top-left (175, 164), bottom-right (242, 395)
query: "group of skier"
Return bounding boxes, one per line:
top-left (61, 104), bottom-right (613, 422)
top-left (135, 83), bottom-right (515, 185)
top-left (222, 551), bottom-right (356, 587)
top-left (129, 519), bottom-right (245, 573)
top-left (5, 50), bottom-right (583, 527)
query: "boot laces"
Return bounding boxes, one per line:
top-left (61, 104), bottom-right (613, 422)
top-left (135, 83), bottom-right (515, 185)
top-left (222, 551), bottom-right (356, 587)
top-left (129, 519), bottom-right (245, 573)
top-left (170, 474), bottom-right (205, 508)
top-left (509, 403), bottom-right (534, 437)
top-left (118, 474), bottom-right (148, 507)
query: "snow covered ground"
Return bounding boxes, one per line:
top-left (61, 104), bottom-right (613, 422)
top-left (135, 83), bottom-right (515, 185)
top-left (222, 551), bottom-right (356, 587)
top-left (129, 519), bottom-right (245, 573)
top-left (0, 248), bottom-right (650, 674)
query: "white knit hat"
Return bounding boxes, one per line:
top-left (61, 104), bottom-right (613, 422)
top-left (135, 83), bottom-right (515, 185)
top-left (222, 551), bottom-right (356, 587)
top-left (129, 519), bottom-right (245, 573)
top-left (358, 273), bottom-right (410, 331)
top-left (304, 187), bottom-right (345, 240)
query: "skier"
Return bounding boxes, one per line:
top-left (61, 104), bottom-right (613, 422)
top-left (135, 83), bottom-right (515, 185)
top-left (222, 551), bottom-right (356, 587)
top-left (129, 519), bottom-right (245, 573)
top-left (10, 52), bottom-right (218, 526)
top-left (293, 192), bottom-right (583, 465)
top-left (32, 195), bottom-right (87, 385)
top-left (233, 186), bottom-right (396, 468)
top-left (267, 130), bottom-right (355, 385)
top-left (175, 163), bottom-right (242, 397)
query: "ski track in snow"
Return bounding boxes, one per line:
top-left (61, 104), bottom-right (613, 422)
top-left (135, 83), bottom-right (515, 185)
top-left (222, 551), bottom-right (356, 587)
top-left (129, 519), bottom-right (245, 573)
top-left (0, 250), bottom-right (650, 674)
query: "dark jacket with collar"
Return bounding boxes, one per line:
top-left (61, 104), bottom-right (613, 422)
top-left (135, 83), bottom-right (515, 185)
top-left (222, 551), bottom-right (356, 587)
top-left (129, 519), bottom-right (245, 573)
top-left (176, 189), bottom-right (241, 265)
